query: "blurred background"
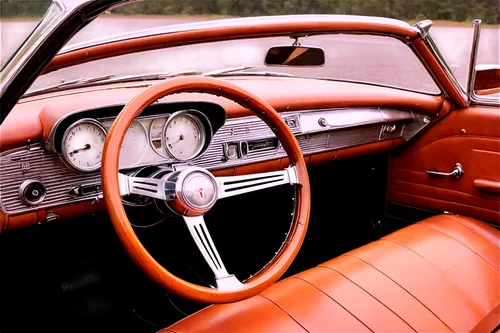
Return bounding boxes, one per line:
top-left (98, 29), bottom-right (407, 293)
top-left (1, 0), bottom-right (499, 24)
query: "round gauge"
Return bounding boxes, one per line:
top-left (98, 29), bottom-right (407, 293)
top-left (62, 119), bottom-right (106, 172)
top-left (163, 112), bottom-right (205, 160)
top-left (120, 121), bottom-right (147, 166)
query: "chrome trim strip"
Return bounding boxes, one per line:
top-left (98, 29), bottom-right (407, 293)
top-left (467, 20), bottom-right (482, 105)
top-left (1, 107), bottom-right (428, 215)
top-left (414, 20), bottom-right (468, 104)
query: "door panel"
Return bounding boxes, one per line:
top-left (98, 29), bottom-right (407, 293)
top-left (389, 106), bottom-right (500, 224)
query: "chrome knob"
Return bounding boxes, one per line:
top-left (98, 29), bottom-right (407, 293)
top-left (318, 117), bottom-right (328, 127)
top-left (384, 124), bottom-right (397, 133)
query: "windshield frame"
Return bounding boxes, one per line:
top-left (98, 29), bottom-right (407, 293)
top-left (0, 1), bottom-right (65, 88)
top-left (1, 5), bottom-right (472, 124)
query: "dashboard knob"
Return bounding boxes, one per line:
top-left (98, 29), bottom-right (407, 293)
top-left (384, 124), bottom-right (397, 133)
top-left (19, 179), bottom-right (46, 205)
top-left (318, 117), bottom-right (328, 127)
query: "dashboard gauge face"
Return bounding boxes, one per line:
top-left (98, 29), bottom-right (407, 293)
top-left (150, 117), bottom-right (167, 157)
top-left (120, 121), bottom-right (147, 166)
top-left (163, 112), bottom-right (205, 160)
top-left (62, 119), bottom-right (106, 172)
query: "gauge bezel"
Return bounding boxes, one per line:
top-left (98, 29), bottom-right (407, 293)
top-left (61, 118), bottom-right (107, 173)
top-left (162, 110), bottom-right (209, 161)
top-left (149, 116), bottom-right (170, 159)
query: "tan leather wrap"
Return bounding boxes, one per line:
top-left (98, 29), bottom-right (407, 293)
top-left (101, 76), bottom-right (310, 303)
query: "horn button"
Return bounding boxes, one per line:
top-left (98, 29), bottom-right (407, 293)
top-left (166, 168), bottom-right (219, 216)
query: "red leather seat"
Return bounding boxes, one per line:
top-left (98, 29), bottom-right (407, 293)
top-left (162, 214), bottom-right (500, 333)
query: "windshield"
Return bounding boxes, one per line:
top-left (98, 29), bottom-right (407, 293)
top-left (31, 33), bottom-right (440, 95)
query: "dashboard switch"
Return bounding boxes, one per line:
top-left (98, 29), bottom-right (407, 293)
top-left (19, 179), bottom-right (46, 205)
top-left (68, 183), bottom-right (102, 197)
top-left (239, 141), bottom-right (248, 158)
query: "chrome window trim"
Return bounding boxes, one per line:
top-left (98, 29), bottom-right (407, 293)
top-left (414, 20), bottom-right (468, 104)
top-left (466, 19), bottom-right (482, 105)
top-left (464, 19), bottom-right (500, 106)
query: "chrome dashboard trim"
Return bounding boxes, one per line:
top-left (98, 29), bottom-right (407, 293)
top-left (1, 107), bottom-right (428, 215)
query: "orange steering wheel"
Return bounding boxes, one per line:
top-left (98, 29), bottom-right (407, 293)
top-left (101, 76), bottom-right (311, 303)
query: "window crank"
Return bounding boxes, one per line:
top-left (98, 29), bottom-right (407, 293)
top-left (426, 163), bottom-right (464, 179)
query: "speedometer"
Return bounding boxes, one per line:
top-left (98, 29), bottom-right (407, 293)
top-left (163, 112), bottom-right (206, 160)
top-left (61, 119), bottom-right (106, 172)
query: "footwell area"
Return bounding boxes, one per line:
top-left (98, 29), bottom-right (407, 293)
top-left (0, 153), bottom-right (393, 333)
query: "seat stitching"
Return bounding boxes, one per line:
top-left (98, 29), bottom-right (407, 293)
top-left (312, 266), bottom-right (417, 332)
top-left (446, 215), bottom-right (499, 248)
top-left (341, 254), bottom-right (455, 332)
top-left (258, 294), bottom-right (310, 333)
top-left (379, 238), bottom-right (444, 271)
top-left (418, 221), bottom-right (499, 270)
top-left (378, 238), bottom-right (487, 313)
top-left (290, 276), bottom-right (375, 333)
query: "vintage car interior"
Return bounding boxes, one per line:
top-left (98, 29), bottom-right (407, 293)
top-left (0, 1), bottom-right (499, 332)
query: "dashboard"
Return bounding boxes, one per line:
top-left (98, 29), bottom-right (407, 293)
top-left (0, 100), bottom-right (431, 220)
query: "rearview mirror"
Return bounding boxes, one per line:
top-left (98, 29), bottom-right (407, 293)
top-left (265, 46), bottom-right (325, 67)
top-left (473, 65), bottom-right (500, 96)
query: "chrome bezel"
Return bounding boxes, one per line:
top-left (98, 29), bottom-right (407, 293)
top-left (61, 118), bottom-right (107, 173)
top-left (18, 179), bottom-right (47, 206)
top-left (163, 110), bottom-right (208, 161)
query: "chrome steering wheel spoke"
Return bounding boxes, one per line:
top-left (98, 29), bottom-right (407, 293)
top-left (118, 173), bottom-right (175, 201)
top-left (183, 215), bottom-right (243, 291)
top-left (216, 166), bottom-right (299, 199)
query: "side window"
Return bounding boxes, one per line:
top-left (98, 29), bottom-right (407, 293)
top-left (472, 28), bottom-right (500, 101)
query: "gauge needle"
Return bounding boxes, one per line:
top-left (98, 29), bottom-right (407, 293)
top-left (69, 144), bottom-right (91, 156)
top-left (170, 135), bottom-right (184, 144)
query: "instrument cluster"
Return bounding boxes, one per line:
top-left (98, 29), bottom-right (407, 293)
top-left (59, 109), bottom-right (213, 172)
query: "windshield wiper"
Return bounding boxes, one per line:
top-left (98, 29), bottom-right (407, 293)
top-left (202, 66), bottom-right (254, 76)
top-left (23, 67), bottom-right (293, 98)
top-left (24, 70), bottom-right (202, 98)
top-left (204, 66), bottom-right (294, 78)
top-left (208, 71), bottom-right (294, 78)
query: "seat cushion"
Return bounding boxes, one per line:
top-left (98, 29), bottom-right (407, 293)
top-left (162, 214), bottom-right (500, 333)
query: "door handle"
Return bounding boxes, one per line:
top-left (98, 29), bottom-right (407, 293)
top-left (426, 163), bottom-right (464, 179)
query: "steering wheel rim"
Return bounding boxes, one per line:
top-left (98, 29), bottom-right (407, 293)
top-left (102, 76), bottom-right (310, 303)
